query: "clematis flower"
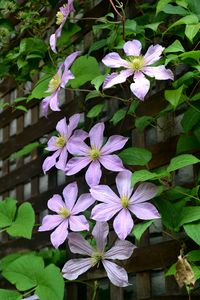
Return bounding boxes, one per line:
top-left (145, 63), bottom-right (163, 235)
top-left (41, 51), bottom-right (81, 117)
top-left (50, 0), bottom-right (74, 53)
top-left (62, 222), bottom-right (136, 287)
top-left (38, 182), bottom-right (94, 248)
top-left (102, 39), bottom-right (174, 100)
top-left (22, 295), bottom-right (39, 300)
top-left (91, 170), bottom-right (160, 240)
top-left (42, 114), bottom-right (87, 173)
top-left (65, 122), bottom-right (128, 187)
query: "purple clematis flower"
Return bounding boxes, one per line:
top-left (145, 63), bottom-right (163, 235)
top-left (42, 114), bottom-right (87, 173)
top-left (41, 51), bottom-right (81, 117)
top-left (102, 39), bottom-right (174, 100)
top-left (38, 182), bottom-right (94, 248)
top-left (50, 0), bottom-right (74, 53)
top-left (90, 170), bottom-right (160, 240)
top-left (62, 222), bottom-right (136, 287)
top-left (65, 122), bottom-right (128, 187)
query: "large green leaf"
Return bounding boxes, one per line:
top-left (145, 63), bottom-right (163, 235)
top-left (184, 222), bottom-right (200, 245)
top-left (0, 289), bottom-right (21, 300)
top-left (164, 40), bottom-right (185, 53)
top-left (164, 85), bottom-right (185, 108)
top-left (7, 203), bottom-right (35, 239)
top-left (178, 207), bottom-right (200, 226)
top-left (181, 105), bottom-right (200, 132)
top-left (28, 74), bottom-right (52, 100)
top-left (167, 154), bottom-right (199, 172)
top-left (69, 56), bottom-right (101, 88)
top-left (119, 147), bottom-right (152, 166)
top-left (132, 220), bottom-right (154, 241)
top-left (0, 198), bottom-right (17, 228)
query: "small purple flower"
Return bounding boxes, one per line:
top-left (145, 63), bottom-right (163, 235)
top-left (38, 182), bottom-right (94, 248)
top-left (65, 122), bottom-right (128, 187)
top-left (42, 51), bottom-right (81, 117)
top-left (50, 0), bottom-right (74, 53)
top-left (102, 39), bottom-right (174, 100)
top-left (91, 170), bottom-right (160, 240)
top-left (42, 114), bottom-right (87, 173)
top-left (62, 222), bottom-right (136, 287)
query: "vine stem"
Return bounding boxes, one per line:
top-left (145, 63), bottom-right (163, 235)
top-left (109, 0), bottom-right (126, 40)
top-left (92, 281), bottom-right (98, 300)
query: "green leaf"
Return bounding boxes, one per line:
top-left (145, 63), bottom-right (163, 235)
top-left (15, 105), bottom-right (28, 112)
top-left (185, 23), bottom-right (200, 42)
top-left (164, 85), bottom-right (185, 108)
top-left (28, 74), bottom-right (52, 100)
top-left (179, 50), bottom-right (200, 61)
top-left (7, 203), bottom-right (35, 239)
top-left (10, 142), bottom-right (40, 160)
top-left (0, 289), bottom-right (21, 300)
top-left (87, 103), bottom-right (105, 118)
top-left (167, 154), bottom-right (199, 172)
top-left (131, 170), bottom-right (160, 186)
top-left (69, 56), bottom-right (101, 88)
top-left (156, 0), bottom-right (172, 14)
top-left (184, 222), bottom-right (200, 245)
top-left (187, 250), bottom-right (200, 262)
top-left (88, 39), bottom-right (107, 54)
top-left (0, 198), bottom-right (17, 228)
top-left (132, 220), bottom-right (154, 241)
top-left (176, 135), bottom-right (200, 154)
top-left (119, 147), bottom-right (152, 166)
top-left (35, 264), bottom-right (64, 300)
top-left (19, 38), bottom-right (46, 55)
top-left (135, 116), bottom-right (154, 131)
top-left (167, 14), bottom-right (199, 32)
top-left (144, 22), bottom-right (162, 31)
top-left (162, 4), bottom-right (188, 15)
top-left (2, 254), bottom-right (44, 291)
top-left (181, 105), bottom-right (200, 132)
top-left (178, 207), bottom-right (200, 226)
top-left (110, 109), bottom-right (126, 126)
top-left (165, 263), bottom-right (176, 276)
top-left (14, 97), bottom-right (27, 103)
top-left (0, 253), bottom-right (22, 272)
top-left (85, 90), bottom-right (101, 101)
top-left (164, 40), bottom-right (185, 53)
top-left (91, 75), bottom-right (106, 91)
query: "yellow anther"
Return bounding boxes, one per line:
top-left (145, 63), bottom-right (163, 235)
top-left (48, 74), bottom-right (61, 93)
top-left (120, 196), bottom-right (129, 208)
top-left (55, 136), bottom-right (66, 148)
top-left (127, 56), bottom-right (145, 71)
top-left (91, 251), bottom-right (104, 266)
top-left (56, 11), bottom-right (65, 25)
top-left (59, 207), bottom-right (70, 218)
top-left (89, 148), bottom-right (100, 160)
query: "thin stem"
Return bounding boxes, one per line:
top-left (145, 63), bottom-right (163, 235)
top-left (65, 279), bottom-right (93, 289)
top-left (22, 287), bottom-right (36, 298)
top-left (176, 190), bottom-right (200, 202)
top-left (186, 99), bottom-right (200, 114)
top-left (92, 281), bottom-right (99, 300)
top-left (109, 0), bottom-right (126, 40)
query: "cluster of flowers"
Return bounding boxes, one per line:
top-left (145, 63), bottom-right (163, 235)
top-left (34, 0), bottom-right (174, 293)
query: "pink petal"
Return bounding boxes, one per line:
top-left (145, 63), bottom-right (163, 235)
top-left (129, 202), bottom-right (160, 220)
top-left (113, 209), bottom-right (133, 240)
top-left (38, 215), bottom-right (63, 231)
top-left (90, 185), bottom-right (120, 204)
top-left (55, 146), bottom-right (68, 171)
top-left (62, 258), bottom-right (92, 280)
top-left (85, 160), bottom-right (102, 187)
top-left (65, 157), bottom-right (91, 175)
top-left (92, 222), bottom-right (109, 252)
top-left (49, 32), bottom-right (57, 54)
top-left (72, 193), bottom-right (95, 214)
top-left (101, 135), bottom-right (128, 155)
top-left (60, 69), bottom-right (74, 88)
top-left (68, 232), bottom-right (93, 255)
top-left (63, 51), bottom-right (81, 70)
top-left (42, 150), bottom-right (61, 173)
top-left (67, 113), bottom-right (81, 137)
top-left (49, 90), bottom-right (61, 112)
top-left (99, 154), bottom-right (125, 172)
top-left (130, 71), bottom-right (150, 100)
top-left (46, 136), bottom-right (59, 151)
top-left (103, 70), bottom-right (133, 90)
top-left (123, 40), bottom-right (142, 56)
top-left (50, 219), bottom-right (69, 248)
top-left (116, 170), bottom-right (133, 199)
top-left (105, 239), bottom-right (136, 260)
top-left (47, 194), bottom-right (65, 213)
top-left (72, 129), bottom-right (88, 140)
top-left (41, 96), bottom-right (51, 117)
top-left (102, 260), bottom-right (130, 287)
top-left (130, 182), bottom-right (158, 204)
top-left (69, 215), bottom-right (89, 232)
top-left (144, 44), bottom-right (164, 65)
top-left (56, 117), bottom-right (68, 137)
top-left (89, 122), bottom-right (104, 149)
top-left (67, 140), bottom-right (90, 155)
top-left (142, 65), bottom-right (174, 80)
top-left (63, 182), bottom-right (78, 210)
top-left (91, 203), bottom-right (120, 221)
top-left (102, 52), bottom-right (129, 68)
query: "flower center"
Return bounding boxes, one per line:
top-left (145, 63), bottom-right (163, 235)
top-left (48, 74), bottom-right (61, 93)
top-left (120, 196), bottom-right (129, 208)
top-left (56, 11), bottom-right (65, 25)
top-left (89, 148), bottom-right (100, 160)
top-left (55, 136), bottom-right (66, 148)
top-left (127, 56), bottom-right (145, 71)
top-left (91, 251), bottom-right (104, 266)
top-left (59, 207), bottom-right (70, 218)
